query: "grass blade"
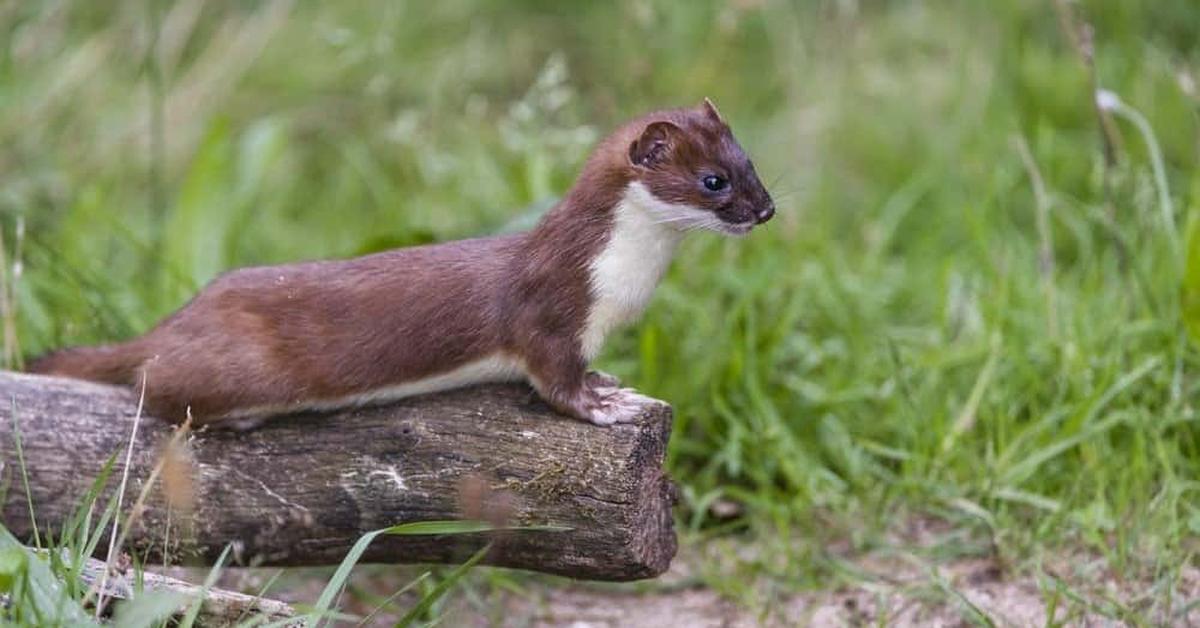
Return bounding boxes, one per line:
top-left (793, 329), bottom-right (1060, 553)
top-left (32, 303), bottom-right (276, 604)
top-left (111, 589), bottom-right (191, 628)
top-left (395, 544), bottom-right (491, 628)
top-left (10, 397), bottom-right (40, 550)
top-left (0, 525), bottom-right (99, 627)
top-left (177, 543), bottom-right (232, 628)
top-left (306, 520), bottom-right (567, 626)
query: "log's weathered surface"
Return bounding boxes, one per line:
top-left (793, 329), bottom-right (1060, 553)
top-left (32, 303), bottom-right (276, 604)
top-left (0, 372), bottom-right (676, 581)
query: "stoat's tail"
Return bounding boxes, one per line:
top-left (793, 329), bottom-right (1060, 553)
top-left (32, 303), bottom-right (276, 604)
top-left (27, 342), bottom-right (144, 385)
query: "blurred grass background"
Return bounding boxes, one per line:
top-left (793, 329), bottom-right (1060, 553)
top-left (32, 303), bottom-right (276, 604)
top-left (3, 0), bottom-right (1200, 616)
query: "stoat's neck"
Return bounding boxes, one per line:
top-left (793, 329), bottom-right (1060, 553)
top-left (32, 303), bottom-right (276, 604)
top-left (579, 181), bottom-right (686, 361)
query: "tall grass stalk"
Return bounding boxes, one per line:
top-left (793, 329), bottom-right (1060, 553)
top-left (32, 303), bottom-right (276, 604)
top-left (10, 399), bottom-right (40, 550)
top-left (1013, 135), bottom-right (1058, 338)
top-left (91, 371), bottom-right (148, 618)
top-left (1096, 89), bottom-right (1179, 255)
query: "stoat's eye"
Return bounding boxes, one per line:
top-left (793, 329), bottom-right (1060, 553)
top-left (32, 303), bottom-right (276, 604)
top-left (702, 175), bottom-right (728, 191)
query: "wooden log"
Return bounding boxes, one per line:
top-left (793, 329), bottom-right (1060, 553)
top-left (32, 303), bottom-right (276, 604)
top-left (76, 557), bottom-right (299, 626)
top-left (0, 372), bottom-right (676, 581)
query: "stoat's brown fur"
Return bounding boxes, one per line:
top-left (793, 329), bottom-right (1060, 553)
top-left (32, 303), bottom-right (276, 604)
top-left (29, 99), bottom-right (775, 426)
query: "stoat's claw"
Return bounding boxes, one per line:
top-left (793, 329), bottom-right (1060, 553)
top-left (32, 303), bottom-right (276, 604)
top-left (586, 370), bottom-right (622, 388)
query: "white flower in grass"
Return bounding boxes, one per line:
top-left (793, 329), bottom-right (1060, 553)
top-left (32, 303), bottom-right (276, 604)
top-left (1095, 89), bottom-right (1121, 111)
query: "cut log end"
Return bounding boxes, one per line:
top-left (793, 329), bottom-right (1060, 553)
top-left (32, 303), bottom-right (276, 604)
top-left (0, 372), bottom-right (677, 582)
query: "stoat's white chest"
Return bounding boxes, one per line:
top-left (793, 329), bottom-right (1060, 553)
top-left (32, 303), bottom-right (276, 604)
top-left (580, 182), bottom-right (687, 361)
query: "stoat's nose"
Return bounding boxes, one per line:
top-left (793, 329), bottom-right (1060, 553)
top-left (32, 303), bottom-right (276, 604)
top-left (754, 203), bottom-right (775, 224)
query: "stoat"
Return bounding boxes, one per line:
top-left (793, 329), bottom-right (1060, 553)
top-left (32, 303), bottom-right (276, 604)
top-left (29, 99), bottom-right (775, 427)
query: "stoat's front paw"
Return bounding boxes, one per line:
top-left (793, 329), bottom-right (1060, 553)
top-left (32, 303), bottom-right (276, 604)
top-left (586, 385), bottom-right (666, 426)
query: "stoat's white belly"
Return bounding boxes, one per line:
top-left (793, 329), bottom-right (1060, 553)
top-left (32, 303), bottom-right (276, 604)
top-left (223, 353), bottom-right (526, 422)
top-left (581, 182), bottom-right (687, 361)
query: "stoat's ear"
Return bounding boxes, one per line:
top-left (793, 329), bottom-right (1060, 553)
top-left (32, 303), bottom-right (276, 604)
top-left (629, 120), bottom-right (680, 168)
top-left (700, 97), bottom-right (725, 124)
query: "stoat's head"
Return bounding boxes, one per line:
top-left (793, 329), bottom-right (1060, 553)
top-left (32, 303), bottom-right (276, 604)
top-left (624, 98), bottom-right (775, 236)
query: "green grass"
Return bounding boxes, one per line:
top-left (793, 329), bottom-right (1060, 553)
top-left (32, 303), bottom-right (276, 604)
top-left (3, 0), bottom-right (1200, 622)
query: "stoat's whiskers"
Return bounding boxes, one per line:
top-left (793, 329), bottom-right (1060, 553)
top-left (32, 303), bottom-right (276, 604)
top-left (645, 208), bottom-right (725, 233)
top-left (649, 211), bottom-right (743, 235)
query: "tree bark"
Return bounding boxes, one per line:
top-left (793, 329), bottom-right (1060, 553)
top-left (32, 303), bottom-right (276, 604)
top-left (0, 372), bottom-right (676, 581)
